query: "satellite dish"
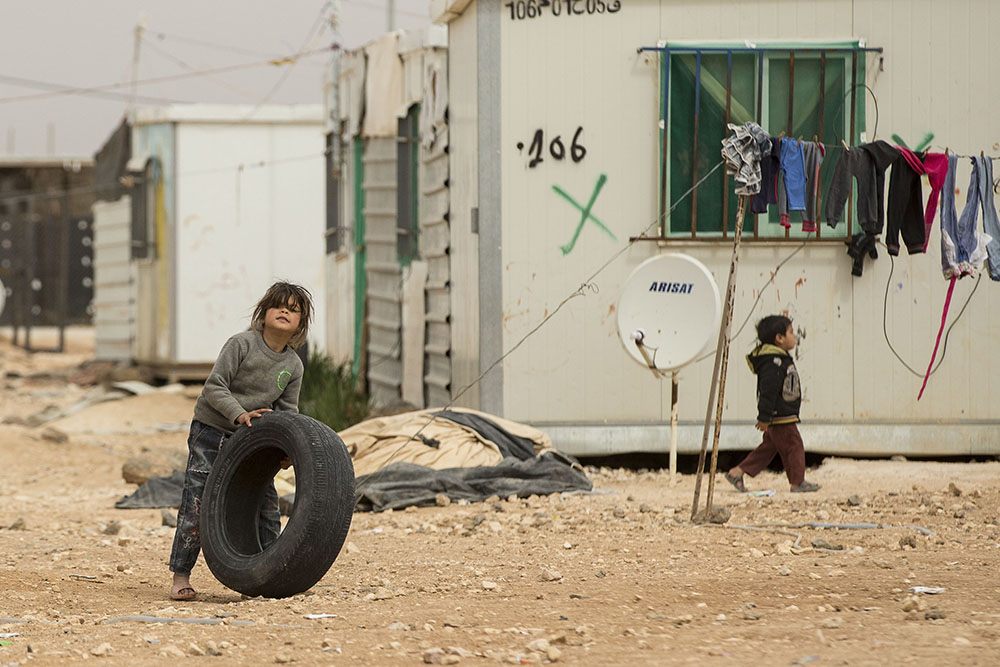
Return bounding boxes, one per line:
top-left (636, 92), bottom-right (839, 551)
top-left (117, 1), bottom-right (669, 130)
top-left (617, 253), bottom-right (722, 372)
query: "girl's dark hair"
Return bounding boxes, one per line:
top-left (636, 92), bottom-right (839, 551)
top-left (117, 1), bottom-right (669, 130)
top-left (756, 314), bottom-right (792, 345)
top-left (250, 281), bottom-right (313, 349)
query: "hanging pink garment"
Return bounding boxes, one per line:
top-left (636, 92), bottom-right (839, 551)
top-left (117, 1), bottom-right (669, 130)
top-left (919, 152), bottom-right (949, 252)
top-left (917, 276), bottom-right (956, 401)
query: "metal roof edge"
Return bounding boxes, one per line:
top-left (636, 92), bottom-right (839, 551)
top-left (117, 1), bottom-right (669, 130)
top-left (430, 0), bottom-right (473, 24)
top-left (0, 156), bottom-right (94, 168)
top-left (132, 103), bottom-right (324, 126)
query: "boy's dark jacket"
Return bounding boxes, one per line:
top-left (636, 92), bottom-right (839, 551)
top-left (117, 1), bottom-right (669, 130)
top-left (746, 343), bottom-right (801, 424)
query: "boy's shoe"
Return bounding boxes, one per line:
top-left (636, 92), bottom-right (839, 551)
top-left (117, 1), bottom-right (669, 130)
top-left (791, 481), bottom-right (821, 493)
top-left (724, 472), bottom-right (746, 492)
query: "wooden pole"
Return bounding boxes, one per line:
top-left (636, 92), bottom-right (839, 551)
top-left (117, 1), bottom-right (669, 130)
top-left (691, 194), bottom-right (748, 521)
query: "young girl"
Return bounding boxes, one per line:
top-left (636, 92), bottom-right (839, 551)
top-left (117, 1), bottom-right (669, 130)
top-left (724, 314), bottom-right (821, 494)
top-left (168, 281), bottom-right (313, 601)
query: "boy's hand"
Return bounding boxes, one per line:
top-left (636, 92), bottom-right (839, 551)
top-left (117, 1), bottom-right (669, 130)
top-left (755, 420), bottom-right (770, 432)
top-left (236, 409), bottom-right (273, 427)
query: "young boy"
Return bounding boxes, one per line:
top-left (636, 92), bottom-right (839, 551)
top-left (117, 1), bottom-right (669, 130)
top-left (168, 281), bottom-right (313, 601)
top-left (724, 314), bottom-right (820, 493)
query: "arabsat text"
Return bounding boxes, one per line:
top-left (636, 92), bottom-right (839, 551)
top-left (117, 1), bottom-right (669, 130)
top-left (648, 281), bottom-right (693, 294)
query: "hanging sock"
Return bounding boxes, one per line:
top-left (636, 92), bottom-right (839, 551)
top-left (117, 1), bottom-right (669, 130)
top-left (917, 276), bottom-right (957, 401)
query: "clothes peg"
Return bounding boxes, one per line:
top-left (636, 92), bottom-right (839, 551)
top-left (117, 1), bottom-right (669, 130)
top-left (813, 135), bottom-right (818, 144)
top-left (778, 131), bottom-right (786, 139)
top-left (841, 139), bottom-right (849, 150)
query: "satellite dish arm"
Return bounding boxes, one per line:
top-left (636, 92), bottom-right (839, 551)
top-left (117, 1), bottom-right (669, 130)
top-left (631, 329), bottom-right (665, 379)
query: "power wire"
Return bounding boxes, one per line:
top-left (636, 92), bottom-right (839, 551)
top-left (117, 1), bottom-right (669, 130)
top-left (0, 46), bottom-right (335, 105)
top-left (242, 2), bottom-right (333, 119)
top-left (694, 232), bottom-right (812, 363)
top-left (0, 73), bottom-right (194, 106)
top-left (0, 150), bottom-right (331, 205)
top-left (881, 248), bottom-right (983, 378)
top-left (140, 36), bottom-right (259, 100)
top-left (145, 29), bottom-right (285, 60)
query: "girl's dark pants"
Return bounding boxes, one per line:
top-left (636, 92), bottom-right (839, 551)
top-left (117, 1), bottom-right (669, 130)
top-left (736, 422), bottom-right (806, 486)
top-left (168, 420), bottom-right (281, 575)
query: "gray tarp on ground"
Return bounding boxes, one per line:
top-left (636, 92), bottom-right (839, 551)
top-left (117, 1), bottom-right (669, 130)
top-left (353, 451), bottom-right (592, 512)
top-left (115, 469), bottom-right (185, 509)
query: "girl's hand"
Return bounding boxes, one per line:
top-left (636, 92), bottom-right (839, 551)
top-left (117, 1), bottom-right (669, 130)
top-left (755, 420), bottom-right (770, 432)
top-left (236, 409), bottom-right (273, 427)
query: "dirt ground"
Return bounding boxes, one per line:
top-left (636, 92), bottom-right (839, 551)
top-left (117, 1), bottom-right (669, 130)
top-left (1, 328), bottom-right (999, 666)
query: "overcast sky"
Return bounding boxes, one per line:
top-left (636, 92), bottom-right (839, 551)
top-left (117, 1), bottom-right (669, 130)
top-left (0, 0), bottom-right (431, 157)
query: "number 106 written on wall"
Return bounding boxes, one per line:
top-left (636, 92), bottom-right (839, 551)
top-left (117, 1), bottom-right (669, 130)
top-left (505, 0), bottom-right (622, 21)
top-left (516, 127), bottom-right (587, 169)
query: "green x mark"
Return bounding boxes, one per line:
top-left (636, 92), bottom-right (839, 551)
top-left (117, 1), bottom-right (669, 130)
top-left (552, 173), bottom-right (616, 255)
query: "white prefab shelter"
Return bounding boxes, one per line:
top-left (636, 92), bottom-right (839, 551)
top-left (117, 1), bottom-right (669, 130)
top-left (429, 0), bottom-right (1000, 457)
top-left (92, 104), bottom-right (327, 379)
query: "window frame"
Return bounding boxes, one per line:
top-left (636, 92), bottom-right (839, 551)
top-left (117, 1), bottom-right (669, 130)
top-left (655, 40), bottom-right (877, 243)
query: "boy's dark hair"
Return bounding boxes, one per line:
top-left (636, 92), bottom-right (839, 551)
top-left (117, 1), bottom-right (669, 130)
top-left (251, 281), bottom-right (314, 349)
top-left (756, 314), bottom-right (792, 345)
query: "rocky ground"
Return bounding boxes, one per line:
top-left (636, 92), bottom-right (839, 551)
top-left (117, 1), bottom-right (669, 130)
top-left (1, 328), bottom-right (999, 666)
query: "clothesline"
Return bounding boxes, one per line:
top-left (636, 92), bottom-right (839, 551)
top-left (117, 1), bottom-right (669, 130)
top-left (751, 135), bottom-right (1000, 161)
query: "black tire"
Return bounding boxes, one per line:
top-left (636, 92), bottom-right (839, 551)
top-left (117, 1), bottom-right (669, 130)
top-left (200, 411), bottom-right (355, 598)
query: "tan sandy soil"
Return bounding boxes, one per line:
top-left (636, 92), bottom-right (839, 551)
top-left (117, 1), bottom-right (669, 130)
top-left (1, 329), bottom-right (999, 665)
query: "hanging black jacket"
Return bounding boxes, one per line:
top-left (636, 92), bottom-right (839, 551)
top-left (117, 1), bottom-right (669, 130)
top-left (746, 343), bottom-right (801, 425)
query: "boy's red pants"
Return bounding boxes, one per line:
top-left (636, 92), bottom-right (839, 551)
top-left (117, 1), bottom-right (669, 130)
top-left (737, 422), bottom-right (805, 486)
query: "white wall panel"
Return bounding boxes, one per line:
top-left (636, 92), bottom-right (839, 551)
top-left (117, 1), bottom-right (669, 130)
top-left (448, 3), bottom-right (481, 408)
top-left (174, 122), bottom-right (326, 363)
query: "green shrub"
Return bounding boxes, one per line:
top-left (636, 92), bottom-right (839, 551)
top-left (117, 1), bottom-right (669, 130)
top-left (298, 351), bottom-right (371, 432)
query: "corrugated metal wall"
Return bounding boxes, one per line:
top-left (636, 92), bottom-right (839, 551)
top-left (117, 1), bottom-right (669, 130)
top-left (421, 125), bottom-right (452, 407)
top-left (438, 0), bottom-right (1000, 453)
top-left (92, 197), bottom-right (133, 361)
top-left (363, 136), bottom-right (403, 405)
top-left (324, 137), bottom-right (356, 364)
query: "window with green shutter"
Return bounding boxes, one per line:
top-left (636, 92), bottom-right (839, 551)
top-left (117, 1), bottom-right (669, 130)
top-left (655, 42), bottom-right (875, 241)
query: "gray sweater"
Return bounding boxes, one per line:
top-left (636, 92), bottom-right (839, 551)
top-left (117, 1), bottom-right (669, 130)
top-left (193, 330), bottom-right (304, 435)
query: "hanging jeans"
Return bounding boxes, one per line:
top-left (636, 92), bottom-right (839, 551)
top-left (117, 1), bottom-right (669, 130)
top-left (169, 420), bottom-right (281, 575)
top-left (977, 157), bottom-right (1000, 281)
top-left (777, 138), bottom-right (807, 227)
top-left (939, 155), bottom-right (993, 279)
top-left (801, 142), bottom-right (825, 232)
